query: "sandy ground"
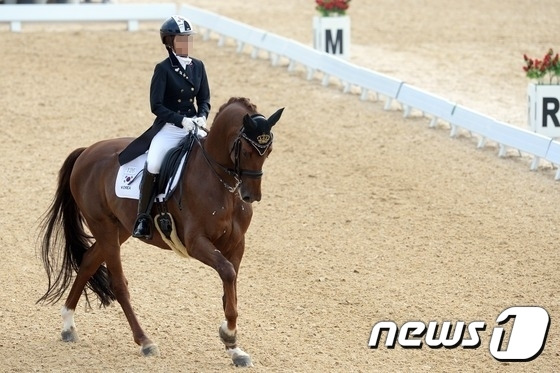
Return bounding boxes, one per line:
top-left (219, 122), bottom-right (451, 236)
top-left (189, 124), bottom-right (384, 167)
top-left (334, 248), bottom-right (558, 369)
top-left (0, 1), bottom-right (559, 372)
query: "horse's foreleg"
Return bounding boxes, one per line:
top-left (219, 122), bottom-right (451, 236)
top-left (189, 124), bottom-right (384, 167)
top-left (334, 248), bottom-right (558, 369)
top-left (189, 238), bottom-right (252, 367)
top-left (220, 247), bottom-right (252, 367)
top-left (61, 242), bottom-right (104, 342)
top-left (219, 320), bottom-right (252, 367)
top-left (103, 248), bottom-right (159, 356)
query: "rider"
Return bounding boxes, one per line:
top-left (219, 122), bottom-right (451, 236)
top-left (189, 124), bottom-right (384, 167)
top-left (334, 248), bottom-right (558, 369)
top-left (118, 15), bottom-right (211, 239)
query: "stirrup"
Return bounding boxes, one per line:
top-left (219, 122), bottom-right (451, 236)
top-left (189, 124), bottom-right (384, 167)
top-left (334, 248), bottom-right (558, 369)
top-left (132, 213), bottom-right (153, 239)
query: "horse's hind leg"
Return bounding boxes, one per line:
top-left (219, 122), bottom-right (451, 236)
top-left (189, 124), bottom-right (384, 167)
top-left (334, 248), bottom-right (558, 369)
top-left (101, 232), bottom-right (159, 356)
top-left (60, 241), bottom-right (105, 342)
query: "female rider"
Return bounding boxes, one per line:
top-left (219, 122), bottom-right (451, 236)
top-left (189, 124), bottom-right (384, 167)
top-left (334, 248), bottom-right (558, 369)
top-left (119, 15), bottom-right (211, 239)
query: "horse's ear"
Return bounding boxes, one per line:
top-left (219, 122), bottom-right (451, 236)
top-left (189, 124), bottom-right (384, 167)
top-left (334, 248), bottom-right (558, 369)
top-left (243, 113), bottom-right (257, 129)
top-left (267, 108), bottom-right (284, 127)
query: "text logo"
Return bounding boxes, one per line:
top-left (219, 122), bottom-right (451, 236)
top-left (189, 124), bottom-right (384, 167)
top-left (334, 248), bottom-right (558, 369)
top-left (489, 306), bottom-right (550, 362)
top-left (368, 306), bottom-right (550, 362)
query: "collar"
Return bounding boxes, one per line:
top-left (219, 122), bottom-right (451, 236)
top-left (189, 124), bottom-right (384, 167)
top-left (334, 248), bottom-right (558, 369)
top-left (174, 52), bottom-right (192, 70)
top-left (167, 49), bottom-right (192, 69)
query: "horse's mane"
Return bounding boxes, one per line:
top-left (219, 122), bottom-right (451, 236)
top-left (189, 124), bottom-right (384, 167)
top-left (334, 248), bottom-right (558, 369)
top-left (215, 97), bottom-right (257, 117)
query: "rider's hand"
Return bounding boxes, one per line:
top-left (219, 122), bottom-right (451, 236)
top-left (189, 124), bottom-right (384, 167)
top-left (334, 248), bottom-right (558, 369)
top-left (181, 117), bottom-right (196, 132)
top-left (193, 116), bottom-right (207, 128)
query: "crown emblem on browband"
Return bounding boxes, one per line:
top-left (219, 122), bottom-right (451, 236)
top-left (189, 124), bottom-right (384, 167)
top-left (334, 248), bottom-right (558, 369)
top-left (257, 134), bottom-right (271, 145)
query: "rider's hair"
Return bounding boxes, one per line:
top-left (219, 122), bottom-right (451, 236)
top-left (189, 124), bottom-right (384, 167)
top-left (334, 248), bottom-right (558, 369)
top-left (162, 35), bottom-right (175, 51)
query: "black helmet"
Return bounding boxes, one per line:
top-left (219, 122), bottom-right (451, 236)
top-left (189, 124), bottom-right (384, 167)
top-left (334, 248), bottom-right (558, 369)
top-left (160, 15), bottom-right (196, 44)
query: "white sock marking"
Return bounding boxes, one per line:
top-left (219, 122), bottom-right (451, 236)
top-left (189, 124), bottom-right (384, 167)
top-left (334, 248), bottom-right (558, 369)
top-left (61, 306), bottom-right (76, 331)
top-left (220, 320), bottom-right (236, 337)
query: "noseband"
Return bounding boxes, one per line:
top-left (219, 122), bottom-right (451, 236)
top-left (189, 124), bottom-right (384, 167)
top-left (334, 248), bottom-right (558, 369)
top-left (197, 127), bottom-right (273, 193)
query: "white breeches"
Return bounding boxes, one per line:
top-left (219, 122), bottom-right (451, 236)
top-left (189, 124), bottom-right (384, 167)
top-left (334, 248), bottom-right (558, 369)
top-left (146, 123), bottom-right (189, 174)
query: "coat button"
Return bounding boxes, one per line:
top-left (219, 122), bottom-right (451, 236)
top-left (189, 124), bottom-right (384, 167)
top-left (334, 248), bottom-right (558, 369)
top-left (189, 99), bottom-right (193, 103)
top-left (191, 87), bottom-right (195, 91)
top-left (178, 99), bottom-right (182, 102)
top-left (181, 89), bottom-right (184, 92)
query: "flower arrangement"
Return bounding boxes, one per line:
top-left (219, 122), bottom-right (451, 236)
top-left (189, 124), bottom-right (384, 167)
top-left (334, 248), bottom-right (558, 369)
top-left (523, 48), bottom-right (560, 84)
top-left (315, 0), bottom-right (351, 17)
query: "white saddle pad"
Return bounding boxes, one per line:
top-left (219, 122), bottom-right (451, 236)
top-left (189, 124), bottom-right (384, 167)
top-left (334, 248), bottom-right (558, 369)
top-left (115, 153), bottom-right (187, 200)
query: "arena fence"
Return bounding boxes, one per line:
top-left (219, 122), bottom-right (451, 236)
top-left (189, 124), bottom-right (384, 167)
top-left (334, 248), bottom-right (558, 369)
top-left (0, 3), bottom-right (176, 31)
top-left (3, 3), bottom-right (560, 180)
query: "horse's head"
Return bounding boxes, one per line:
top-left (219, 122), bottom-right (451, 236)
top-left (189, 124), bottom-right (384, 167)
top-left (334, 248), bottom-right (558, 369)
top-left (233, 107), bottom-right (284, 202)
top-left (203, 98), bottom-right (284, 203)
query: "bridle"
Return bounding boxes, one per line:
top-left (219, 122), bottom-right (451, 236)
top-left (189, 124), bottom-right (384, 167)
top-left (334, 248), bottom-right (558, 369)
top-left (196, 127), bottom-right (273, 193)
top-left (231, 130), bottom-right (274, 178)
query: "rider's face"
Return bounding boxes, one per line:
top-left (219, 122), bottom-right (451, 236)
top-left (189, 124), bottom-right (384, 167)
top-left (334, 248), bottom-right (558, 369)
top-left (174, 35), bottom-right (193, 57)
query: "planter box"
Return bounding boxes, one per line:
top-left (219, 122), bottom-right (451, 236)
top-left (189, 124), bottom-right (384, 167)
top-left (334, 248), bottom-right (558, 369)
top-left (312, 15), bottom-right (350, 59)
top-left (528, 83), bottom-right (560, 137)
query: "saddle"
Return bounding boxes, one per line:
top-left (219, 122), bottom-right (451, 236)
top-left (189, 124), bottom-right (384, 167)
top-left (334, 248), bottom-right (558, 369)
top-left (156, 133), bottom-right (196, 201)
top-left (115, 133), bottom-right (197, 256)
top-left (154, 133), bottom-right (197, 257)
top-left (115, 133), bottom-right (196, 202)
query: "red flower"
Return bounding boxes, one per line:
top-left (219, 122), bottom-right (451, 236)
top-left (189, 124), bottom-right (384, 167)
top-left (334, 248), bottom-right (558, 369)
top-left (523, 48), bottom-right (560, 84)
top-left (315, 0), bottom-right (351, 16)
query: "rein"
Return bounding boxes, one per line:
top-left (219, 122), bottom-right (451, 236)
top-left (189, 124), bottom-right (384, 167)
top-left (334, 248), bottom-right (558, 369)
top-left (195, 128), bottom-right (271, 193)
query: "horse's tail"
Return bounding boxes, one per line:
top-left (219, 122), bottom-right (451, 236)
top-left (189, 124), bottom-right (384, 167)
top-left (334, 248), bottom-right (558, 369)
top-left (37, 147), bottom-right (115, 308)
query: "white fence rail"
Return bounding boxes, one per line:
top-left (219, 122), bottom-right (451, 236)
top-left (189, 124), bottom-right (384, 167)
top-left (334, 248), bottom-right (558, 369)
top-left (4, 3), bottom-right (560, 179)
top-left (0, 3), bottom-right (175, 31)
top-left (179, 3), bottom-right (560, 179)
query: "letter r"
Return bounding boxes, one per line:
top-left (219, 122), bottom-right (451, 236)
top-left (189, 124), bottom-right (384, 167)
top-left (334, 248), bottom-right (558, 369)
top-left (542, 97), bottom-right (560, 127)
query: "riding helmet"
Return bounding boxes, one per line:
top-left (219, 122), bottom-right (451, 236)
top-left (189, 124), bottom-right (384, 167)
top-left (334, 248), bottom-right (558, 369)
top-left (160, 15), bottom-right (197, 44)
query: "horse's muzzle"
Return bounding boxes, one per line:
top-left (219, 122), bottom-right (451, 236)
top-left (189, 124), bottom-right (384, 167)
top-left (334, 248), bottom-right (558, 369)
top-left (241, 193), bottom-right (261, 203)
top-left (239, 186), bottom-right (261, 203)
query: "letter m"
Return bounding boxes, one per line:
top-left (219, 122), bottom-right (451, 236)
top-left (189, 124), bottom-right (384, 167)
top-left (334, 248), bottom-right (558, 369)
top-left (325, 29), bottom-right (344, 54)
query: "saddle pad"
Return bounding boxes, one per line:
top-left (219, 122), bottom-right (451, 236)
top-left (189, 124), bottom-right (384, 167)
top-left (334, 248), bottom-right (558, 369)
top-left (115, 153), bottom-right (187, 200)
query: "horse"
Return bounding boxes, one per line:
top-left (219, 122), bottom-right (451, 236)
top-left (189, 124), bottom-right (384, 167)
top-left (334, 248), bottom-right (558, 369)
top-left (38, 97), bottom-right (284, 367)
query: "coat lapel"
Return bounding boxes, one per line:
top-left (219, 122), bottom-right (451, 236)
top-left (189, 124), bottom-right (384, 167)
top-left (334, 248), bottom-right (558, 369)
top-left (169, 55), bottom-right (195, 88)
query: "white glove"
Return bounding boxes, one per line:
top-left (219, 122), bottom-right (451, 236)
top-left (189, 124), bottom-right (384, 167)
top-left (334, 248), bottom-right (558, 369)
top-left (193, 116), bottom-right (207, 128)
top-left (181, 117), bottom-right (195, 132)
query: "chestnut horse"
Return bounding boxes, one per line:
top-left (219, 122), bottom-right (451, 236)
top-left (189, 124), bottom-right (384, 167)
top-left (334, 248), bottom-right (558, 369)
top-left (38, 97), bottom-right (284, 367)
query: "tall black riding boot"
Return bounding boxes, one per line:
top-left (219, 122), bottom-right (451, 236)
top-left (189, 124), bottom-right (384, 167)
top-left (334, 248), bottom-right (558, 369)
top-left (132, 169), bottom-right (158, 239)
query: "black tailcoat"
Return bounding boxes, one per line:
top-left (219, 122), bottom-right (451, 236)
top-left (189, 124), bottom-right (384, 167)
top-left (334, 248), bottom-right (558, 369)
top-left (118, 55), bottom-right (211, 165)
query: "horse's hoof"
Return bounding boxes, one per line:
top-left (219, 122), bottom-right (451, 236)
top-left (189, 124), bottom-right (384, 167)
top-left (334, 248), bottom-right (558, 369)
top-left (233, 354), bottom-right (253, 367)
top-left (61, 327), bottom-right (78, 342)
top-left (228, 348), bottom-right (253, 367)
top-left (141, 343), bottom-right (160, 357)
